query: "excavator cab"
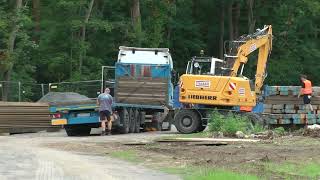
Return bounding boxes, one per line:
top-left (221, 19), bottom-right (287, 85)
top-left (186, 57), bottom-right (224, 76)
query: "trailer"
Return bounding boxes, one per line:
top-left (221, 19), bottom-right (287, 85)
top-left (50, 46), bottom-right (175, 136)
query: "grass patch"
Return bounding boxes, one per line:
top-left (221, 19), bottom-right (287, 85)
top-left (161, 166), bottom-right (259, 180)
top-left (109, 150), bottom-right (141, 163)
top-left (273, 127), bottom-right (286, 136)
top-left (266, 161), bottom-right (320, 178)
top-left (208, 112), bottom-right (264, 136)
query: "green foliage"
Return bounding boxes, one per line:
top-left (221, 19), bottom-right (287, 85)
top-left (208, 112), bottom-right (266, 135)
top-left (273, 127), bottom-right (286, 136)
top-left (208, 112), bottom-right (249, 135)
top-left (109, 150), bottom-right (141, 163)
top-left (185, 169), bottom-right (259, 180)
top-left (266, 162), bottom-right (320, 178)
top-left (162, 166), bottom-right (258, 180)
top-left (1, 0), bottom-right (320, 87)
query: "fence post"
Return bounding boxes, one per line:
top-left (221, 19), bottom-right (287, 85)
top-left (41, 83), bottom-right (45, 97)
top-left (18, 81), bottom-right (21, 102)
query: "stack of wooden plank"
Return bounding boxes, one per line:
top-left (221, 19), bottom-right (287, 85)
top-left (0, 102), bottom-right (55, 133)
top-left (263, 86), bottom-right (320, 125)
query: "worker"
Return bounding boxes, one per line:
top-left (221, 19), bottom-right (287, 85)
top-left (97, 88), bottom-right (113, 135)
top-left (298, 74), bottom-right (314, 115)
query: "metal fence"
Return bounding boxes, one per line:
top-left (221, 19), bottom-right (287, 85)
top-left (49, 80), bottom-right (102, 99)
top-left (0, 81), bottom-right (49, 102)
top-left (0, 80), bottom-right (115, 102)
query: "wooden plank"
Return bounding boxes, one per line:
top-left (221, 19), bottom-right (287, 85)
top-left (118, 77), bottom-right (167, 82)
top-left (0, 102), bottom-right (49, 107)
top-left (271, 109), bottom-right (283, 114)
top-left (174, 138), bottom-right (260, 142)
top-left (272, 104), bottom-right (284, 109)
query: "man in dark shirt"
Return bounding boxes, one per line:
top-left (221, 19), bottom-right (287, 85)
top-left (97, 88), bottom-right (113, 135)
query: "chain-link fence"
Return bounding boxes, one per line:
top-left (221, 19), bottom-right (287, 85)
top-left (0, 81), bottom-right (50, 102)
top-left (1, 66), bottom-right (115, 102)
top-left (0, 81), bottom-right (20, 102)
top-left (48, 80), bottom-right (102, 99)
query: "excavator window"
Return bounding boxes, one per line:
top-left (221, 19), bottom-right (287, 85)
top-left (186, 57), bottom-right (225, 76)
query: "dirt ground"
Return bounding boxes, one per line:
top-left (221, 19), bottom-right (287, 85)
top-left (42, 129), bottom-right (320, 179)
top-left (2, 128), bottom-right (320, 179)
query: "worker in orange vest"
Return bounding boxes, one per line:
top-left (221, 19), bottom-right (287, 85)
top-left (298, 74), bottom-right (314, 114)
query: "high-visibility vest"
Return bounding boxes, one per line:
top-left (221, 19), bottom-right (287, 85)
top-left (302, 80), bottom-right (312, 95)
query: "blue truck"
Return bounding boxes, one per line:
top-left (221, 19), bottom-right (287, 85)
top-left (50, 46), bottom-right (175, 136)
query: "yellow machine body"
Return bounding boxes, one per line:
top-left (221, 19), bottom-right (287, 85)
top-left (179, 75), bottom-right (256, 107)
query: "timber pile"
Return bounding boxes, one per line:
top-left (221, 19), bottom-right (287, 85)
top-left (0, 102), bottom-right (55, 133)
top-left (263, 86), bottom-right (320, 125)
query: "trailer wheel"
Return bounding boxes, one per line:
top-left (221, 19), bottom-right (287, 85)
top-left (134, 109), bottom-right (140, 133)
top-left (174, 109), bottom-right (200, 134)
top-left (120, 108), bottom-right (129, 134)
top-left (65, 125), bottom-right (91, 136)
top-left (129, 108), bottom-right (135, 133)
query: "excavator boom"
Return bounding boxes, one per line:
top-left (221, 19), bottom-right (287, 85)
top-left (229, 25), bottom-right (272, 94)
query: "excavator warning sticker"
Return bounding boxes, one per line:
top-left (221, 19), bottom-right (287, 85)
top-left (239, 88), bottom-right (245, 96)
top-left (229, 82), bottom-right (236, 90)
top-left (195, 80), bottom-right (210, 88)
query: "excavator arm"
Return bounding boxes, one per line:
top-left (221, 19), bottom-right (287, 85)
top-left (229, 25), bottom-right (272, 94)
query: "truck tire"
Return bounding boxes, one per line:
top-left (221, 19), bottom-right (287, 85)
top-left (134, 109), bottom-right (140, 133)
top-left (120, 108), bottom-right (129, 134)
top-left (174, 109), bottom-right (200, 134)
top-left (129, 108), bottom-right (135, 133)
top-left (64, 125), bottom-right (91, 136)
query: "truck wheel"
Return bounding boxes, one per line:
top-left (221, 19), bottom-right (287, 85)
top-left (134, 109), bottom-right (140, 133)
top-left (174, 109), bottom-right (200, 134)
top-left (129, 108), bottom-right (135, 133)
top-left (65, 125), bottom-right (91, 136)
top-left (120, 108), bottom-right (129, 134)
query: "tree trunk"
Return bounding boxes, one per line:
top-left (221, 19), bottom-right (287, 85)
top-left (32, 0), bottom-right (40, 43)
top-left (79, 0), bottom-right (95, 75)
top-left (233, 1), bottom-right (240, 38)
top-left (228, 1), bottom-right (234, 41)
top-left (247, 0), bottom-right (255, 34)
top-left (3, 0), bottom-right (22, 101)
top-left (219, 2), bottom-right (225, 59)
top-left (131, 0), bottom-right (142, 46)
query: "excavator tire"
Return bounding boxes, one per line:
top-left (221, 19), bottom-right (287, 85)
top-left (174, 109), bottom-right (200, 134)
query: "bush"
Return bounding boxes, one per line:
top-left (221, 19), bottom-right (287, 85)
top-left (274, 127), bottom-right (286, 136)
top-left (208, 112), bottom-right (250, 136)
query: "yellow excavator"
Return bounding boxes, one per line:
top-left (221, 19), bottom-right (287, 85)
top-left (174, 25), bottom-right (272, 133)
